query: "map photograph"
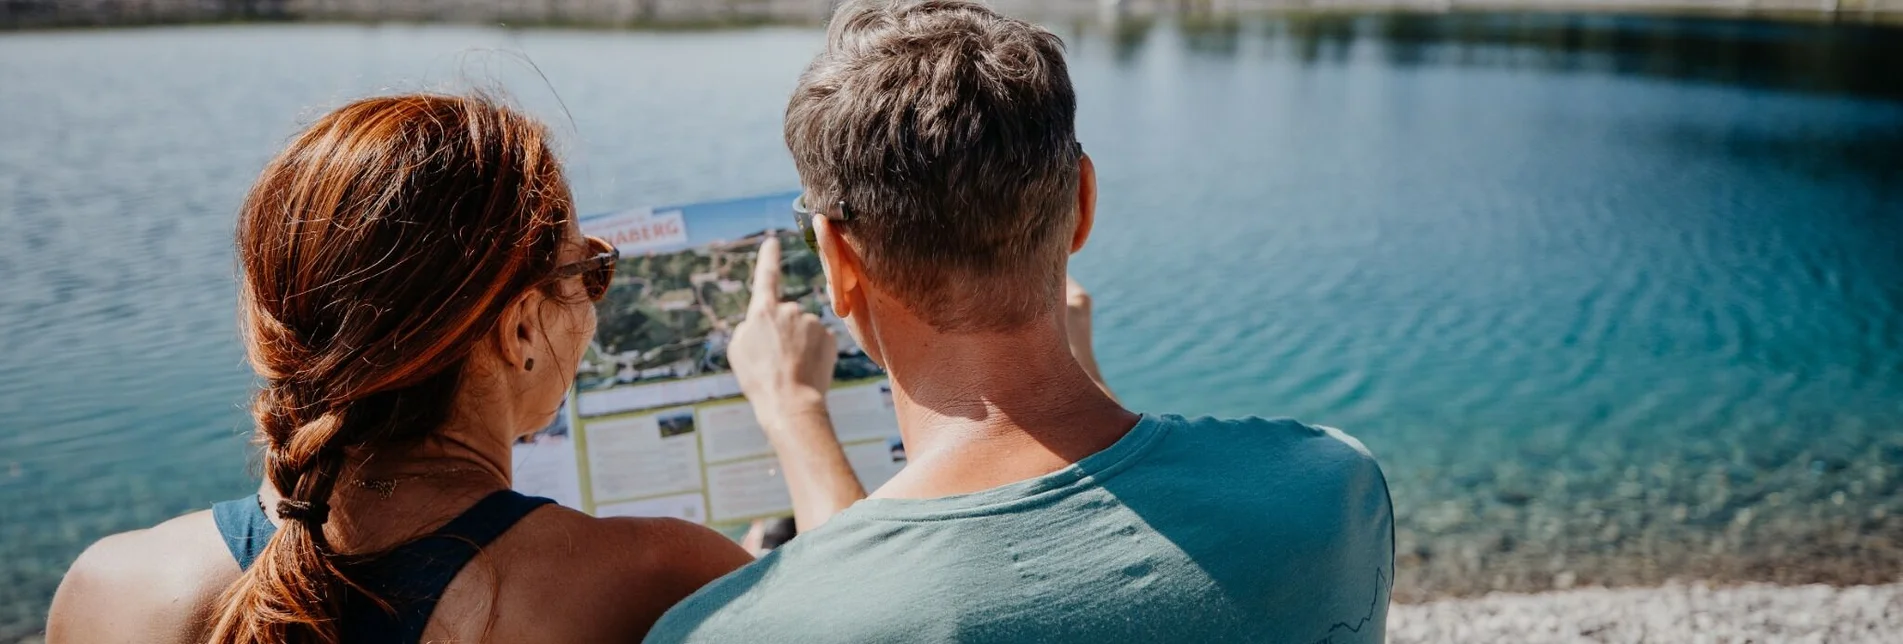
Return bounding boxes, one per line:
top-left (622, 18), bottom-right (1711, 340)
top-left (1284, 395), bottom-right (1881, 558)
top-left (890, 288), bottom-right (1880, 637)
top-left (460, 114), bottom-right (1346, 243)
top-left (575, 195), bottom-right (883, 393)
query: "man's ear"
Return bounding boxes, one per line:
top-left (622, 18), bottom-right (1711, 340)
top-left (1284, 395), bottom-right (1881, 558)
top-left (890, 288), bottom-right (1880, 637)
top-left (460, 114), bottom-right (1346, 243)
top-left (1072, 153), bottom-right (1097, 254)
top-left (813, 216), bottom-right (862, 318)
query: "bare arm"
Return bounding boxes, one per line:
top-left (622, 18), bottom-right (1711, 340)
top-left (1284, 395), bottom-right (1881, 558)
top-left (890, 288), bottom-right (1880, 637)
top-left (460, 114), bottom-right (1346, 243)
top-left (761, 405), bottom-right (865, 531)
top-left (501, 515), bottom-right (755, 643)
top-left (638, 518), bottom-right (756, 598)
top-left (46, 538), bottom-right (128, 644)
top-left (729, 237), bottom-right (866, 533)
top-left (48, 513), bottom-right (234, 644)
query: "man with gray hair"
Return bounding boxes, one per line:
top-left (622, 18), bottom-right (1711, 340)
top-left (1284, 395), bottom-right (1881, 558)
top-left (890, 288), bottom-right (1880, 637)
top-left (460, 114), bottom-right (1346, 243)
top-left (646, 1), bottom-right (1393, 641)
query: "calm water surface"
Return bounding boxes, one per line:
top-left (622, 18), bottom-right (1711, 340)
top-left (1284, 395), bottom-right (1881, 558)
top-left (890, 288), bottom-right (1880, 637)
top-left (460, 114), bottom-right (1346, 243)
top-left (3, 13), bottom-right (1902, 639)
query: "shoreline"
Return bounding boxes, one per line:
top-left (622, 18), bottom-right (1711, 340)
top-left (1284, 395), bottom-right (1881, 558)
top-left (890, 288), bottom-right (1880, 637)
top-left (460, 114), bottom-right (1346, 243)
top-left (1382, 419), bottom-right (1903, 603)
top-left (4, 1), bottom-right (1900, 32)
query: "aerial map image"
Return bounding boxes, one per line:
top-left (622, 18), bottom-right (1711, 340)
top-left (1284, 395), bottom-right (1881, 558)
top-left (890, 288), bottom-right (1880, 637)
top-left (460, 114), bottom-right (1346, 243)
top-left (575, 194), bottom-right (882, 394)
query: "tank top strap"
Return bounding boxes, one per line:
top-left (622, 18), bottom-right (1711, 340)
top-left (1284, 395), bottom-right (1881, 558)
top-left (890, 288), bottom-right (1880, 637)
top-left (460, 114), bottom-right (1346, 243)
top-left (339, 489), bottom-right (555, 642)
top-left (430, 488), bottom-right (556, 548)
top-left (211, 494), bottom-right (277, 571)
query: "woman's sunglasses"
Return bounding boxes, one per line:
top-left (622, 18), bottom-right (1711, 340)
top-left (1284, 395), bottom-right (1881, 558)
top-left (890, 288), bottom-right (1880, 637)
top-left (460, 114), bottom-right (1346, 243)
top-left (551, 236), bottom-right (619, 301)
top-left (791, 192), bottom-right (853, 251)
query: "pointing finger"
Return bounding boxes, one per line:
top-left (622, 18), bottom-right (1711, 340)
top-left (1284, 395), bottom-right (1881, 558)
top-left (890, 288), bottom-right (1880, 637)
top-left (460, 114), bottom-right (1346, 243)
top-left (749, 236), bottom-right (784, 315)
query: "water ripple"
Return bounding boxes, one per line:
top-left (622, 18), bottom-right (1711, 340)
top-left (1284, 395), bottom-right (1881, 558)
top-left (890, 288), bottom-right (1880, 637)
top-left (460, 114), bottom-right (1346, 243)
top-left (4, 19), bottom-right (1903, 641)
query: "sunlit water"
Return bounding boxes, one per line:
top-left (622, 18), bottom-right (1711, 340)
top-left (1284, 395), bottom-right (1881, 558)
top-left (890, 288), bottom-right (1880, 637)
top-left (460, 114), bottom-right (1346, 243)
top-left (3, 13), bottom-right (1901, 639)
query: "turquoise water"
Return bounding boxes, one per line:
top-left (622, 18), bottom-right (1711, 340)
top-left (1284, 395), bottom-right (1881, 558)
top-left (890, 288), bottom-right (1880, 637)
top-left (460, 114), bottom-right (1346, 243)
top-left (3, 13), bottom-right (1902, 639)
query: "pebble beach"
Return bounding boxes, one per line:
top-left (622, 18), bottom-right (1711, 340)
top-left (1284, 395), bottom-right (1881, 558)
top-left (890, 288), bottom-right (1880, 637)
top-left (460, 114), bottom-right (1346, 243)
top-left (13, 583), bottom-right (1897, 644)
top-left (1390, 581), bottom-right (1903, 643)
top-left (1370, 420), bottom-right (1903, 641)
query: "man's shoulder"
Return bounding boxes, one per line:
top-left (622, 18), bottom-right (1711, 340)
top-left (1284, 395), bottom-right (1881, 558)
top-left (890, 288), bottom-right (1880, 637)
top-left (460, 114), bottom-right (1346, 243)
top-left (1145, 416), bottom-right (1395, 637)
top-left (1152, 414), bottom-right (1382, 472)
top-left (1141, 415), bottom-right (1392, 536)
top-left (643, 547), bottom-right (790, 643)
top-left (647, 512), bottom-right (971, 643)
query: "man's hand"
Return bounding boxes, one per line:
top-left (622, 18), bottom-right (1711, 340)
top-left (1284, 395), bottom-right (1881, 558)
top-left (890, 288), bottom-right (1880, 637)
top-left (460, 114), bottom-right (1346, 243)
top-left (729, 236), bottom-right (865, 530)
top-left (1065, 276), bottom-right (1117, 402)
top-left (730, 236), bottom-right (838, 429)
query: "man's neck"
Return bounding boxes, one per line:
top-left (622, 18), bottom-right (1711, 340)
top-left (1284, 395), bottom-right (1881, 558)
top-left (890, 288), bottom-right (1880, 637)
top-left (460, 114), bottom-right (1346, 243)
top-left (872, 316), bottom-right (1140, 499)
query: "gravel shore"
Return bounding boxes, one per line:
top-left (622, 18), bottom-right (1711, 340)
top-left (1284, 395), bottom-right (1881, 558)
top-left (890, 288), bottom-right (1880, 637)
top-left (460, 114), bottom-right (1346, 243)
top-left (8, 582), bottom-right (1897, 643)
top-left (1390, 581), bottom-right (1903, 643)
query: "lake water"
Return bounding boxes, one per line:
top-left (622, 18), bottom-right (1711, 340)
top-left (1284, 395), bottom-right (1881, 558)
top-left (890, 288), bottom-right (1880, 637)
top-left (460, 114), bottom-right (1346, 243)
top-left (2, 13), bottom-right (1901, 640)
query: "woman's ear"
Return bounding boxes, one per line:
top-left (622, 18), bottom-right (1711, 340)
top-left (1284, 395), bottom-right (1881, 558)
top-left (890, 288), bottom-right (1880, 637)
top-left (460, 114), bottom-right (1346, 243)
top-left (1072, 153), bottom-right (1097, 254)
top-left (493, 290), bottom-right (535, 371)
top-left (814, 216), bottom-right (862, 318)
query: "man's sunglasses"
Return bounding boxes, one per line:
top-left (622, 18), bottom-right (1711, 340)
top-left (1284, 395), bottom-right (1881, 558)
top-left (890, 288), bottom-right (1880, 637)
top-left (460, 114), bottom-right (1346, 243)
top-left (791, 192), bottom-right (853, 251)
top-left (551, 236), bottom-right (619, 301)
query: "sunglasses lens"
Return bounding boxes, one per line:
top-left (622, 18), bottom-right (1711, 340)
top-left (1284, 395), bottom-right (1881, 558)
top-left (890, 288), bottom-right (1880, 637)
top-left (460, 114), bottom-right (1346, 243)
top-left (585, 261), bottom-right (613, 301)
top-left (794, 208), bottom-right (819, 251)
top-left (583, 238), bottom-right (616, 301)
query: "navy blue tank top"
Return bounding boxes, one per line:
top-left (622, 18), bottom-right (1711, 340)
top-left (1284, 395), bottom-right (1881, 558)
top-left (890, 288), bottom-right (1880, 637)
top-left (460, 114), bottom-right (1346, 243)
top-left (211, 489), bottom-right (552, 643)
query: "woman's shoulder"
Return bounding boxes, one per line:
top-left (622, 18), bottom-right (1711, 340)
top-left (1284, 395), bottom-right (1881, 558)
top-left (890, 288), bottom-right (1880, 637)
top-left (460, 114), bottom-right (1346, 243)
top-left (504, 506), bottom-right (753, 598)
top-left (47, 509), bottom-right (240, 643)
top-left (505, 502), bottom-right (745, 560)
top-left (455, 504), bottom-right (756, 641)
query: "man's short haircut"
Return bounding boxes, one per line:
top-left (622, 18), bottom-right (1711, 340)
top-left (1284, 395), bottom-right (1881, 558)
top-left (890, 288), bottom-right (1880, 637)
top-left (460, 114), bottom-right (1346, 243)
top-left (785, 0), bottom-right (1081, 332)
